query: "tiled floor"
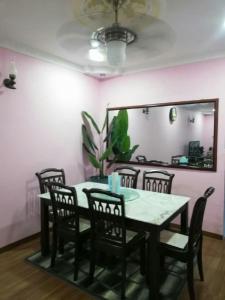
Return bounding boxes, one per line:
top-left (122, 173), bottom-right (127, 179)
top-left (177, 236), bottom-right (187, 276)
top-left (27, 244), bottom-right (186, 300)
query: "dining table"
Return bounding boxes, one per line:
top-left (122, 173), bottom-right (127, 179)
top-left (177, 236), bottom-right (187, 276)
top-left (38, 181), bottom-right (190, 300)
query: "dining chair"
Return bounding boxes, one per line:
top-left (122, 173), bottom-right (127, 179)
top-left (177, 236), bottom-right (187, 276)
top-left (83, 188), bottom-right (146, 299)
top-left (142, 170), bottom-right (175, 194)
top-left (36, 168), bottom-right (66, 194)
top-left (159, 187), bottom-right (215, 300)
top-left (36, 168), bottom-right (66, 219)
top-left (114, 166), bottom-right (140, 189)
top-left (48, 182), bottom-right (90, 281)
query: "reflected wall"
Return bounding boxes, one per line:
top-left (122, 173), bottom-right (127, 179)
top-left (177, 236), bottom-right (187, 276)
top-left (107, 99), bottom-right (218, 171)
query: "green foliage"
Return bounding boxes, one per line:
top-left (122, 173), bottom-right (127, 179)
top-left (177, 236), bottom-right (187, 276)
top-left (81, 111), bottom-right (112, 177)
top-left (109, 109), bottom-right (139, 164)
top-left (82, 109), bottom-right (139, 176)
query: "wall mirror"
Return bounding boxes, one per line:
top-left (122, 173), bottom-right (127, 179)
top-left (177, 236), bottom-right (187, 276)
top-left (107, 99), bottom-right (218, 171)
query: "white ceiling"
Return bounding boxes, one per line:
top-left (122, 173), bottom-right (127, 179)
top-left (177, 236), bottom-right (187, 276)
top-left (1, 0), bottom-right (225, 78)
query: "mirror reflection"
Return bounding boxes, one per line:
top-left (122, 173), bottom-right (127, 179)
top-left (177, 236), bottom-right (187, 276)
top-left (107, 99), bottom-right (218, 171)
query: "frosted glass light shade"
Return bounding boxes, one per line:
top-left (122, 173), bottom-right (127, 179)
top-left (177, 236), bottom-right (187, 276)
top-left (106, 40), bottom-right (126, 66)
top-left (89, 48), bottom-right (106, 62)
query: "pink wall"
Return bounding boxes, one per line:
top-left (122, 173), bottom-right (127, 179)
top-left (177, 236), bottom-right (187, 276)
top-left (0, 48), bottom-right (224, 248)
top-left (100, 59), bottom-right (225, 235)
top-left (0, 48), bottom-right (100, 248)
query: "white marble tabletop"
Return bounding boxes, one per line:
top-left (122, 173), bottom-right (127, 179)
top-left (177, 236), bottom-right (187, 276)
top-left (39, 182), bottom-right (190, 226)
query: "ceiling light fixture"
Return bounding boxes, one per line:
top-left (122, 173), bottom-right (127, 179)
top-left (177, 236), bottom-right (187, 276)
top-left (89, 48), bottom-right (106, 62)
top-left (94, 0), bottom-right (136, 66)
top-left (3, 61), bottom-right (18, 89)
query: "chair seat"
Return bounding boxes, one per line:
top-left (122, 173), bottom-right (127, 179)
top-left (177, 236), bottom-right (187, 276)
top-left (60, 217), bottom-right (90, 233)
top-left (127, 230), bottom-right (144, 243)
top-left (160, 230), bottom-right (188, 249)
top-left (80, 218), bottom-right (91, 232)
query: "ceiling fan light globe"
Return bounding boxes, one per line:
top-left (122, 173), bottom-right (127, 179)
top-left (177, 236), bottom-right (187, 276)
top-left (89, 48), bottom-right (106, 62)
top-left (107, 40), bottom-right (126, 66)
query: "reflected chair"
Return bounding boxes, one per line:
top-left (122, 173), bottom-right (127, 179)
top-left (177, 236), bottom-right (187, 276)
top-left (48, 182), bottom-right (90, 281)
top-left (136, 155), bottom-right (147, 162)
top-left (159, 187), bottom-right (215, 300)
top-left (83, 188), bottom-right (146, 299)
top-left (114, 166), bottom-right (140, 189)
top-left (142, 170), bottom-right (175, 194)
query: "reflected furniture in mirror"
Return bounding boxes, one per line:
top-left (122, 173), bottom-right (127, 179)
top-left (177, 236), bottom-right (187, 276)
top-left (107, 99), bottom-right (218, 171)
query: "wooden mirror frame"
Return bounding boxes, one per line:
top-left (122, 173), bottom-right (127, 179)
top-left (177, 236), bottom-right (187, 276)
top-left (107, 98), bottom-right (218, 172)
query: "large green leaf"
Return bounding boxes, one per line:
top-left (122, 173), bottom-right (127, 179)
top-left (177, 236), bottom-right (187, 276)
top-left (82, 125), bottom-right (97, 154)
top-left (101, 111), bottom-right (108, 133)
top-left (82, 111), bottom-right (100, 134)
top-left (120, 135), bottom-right (130, 152)
top-left (88, 154), bottom-right (100, 169)
top-left (100, 145), bottom-right (113, 161)
top-left (116, 110), bottom-right (128, 136)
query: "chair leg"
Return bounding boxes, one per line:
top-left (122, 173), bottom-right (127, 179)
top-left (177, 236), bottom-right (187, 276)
top-left (140, 239), bottom-right (146, 275)
top-left (51, 227), bottom-right (57, 268)
top-left (58, 237), bottom-right (64, 254)
top-left (187, 260), bottom-right (195, 300)
top-left (197, 236), bottom-right (204, 281)
top-left (73, 246), bottom-right (79, 281)
top-left (121, 256), bottom-right (127, 299)
top-left (160, 255), bottom-right (165, 270)
top-left (89, 241), bottom-right (96, 282)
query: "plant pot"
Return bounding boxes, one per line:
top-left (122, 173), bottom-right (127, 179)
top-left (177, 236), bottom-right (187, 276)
top-left (88, 175), bottom-right (108, 184)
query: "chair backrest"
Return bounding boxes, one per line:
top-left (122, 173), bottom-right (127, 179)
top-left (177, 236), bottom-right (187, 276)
top-left (188, 187), bottom-right (215, 250)
top-left (136, 155), bottom-right (147, 162)
top-left (36, 168), bottom-right (65, 193)
top-left (142, 170), bottom-right (175, 194)
top-left (48, 182), bottom-right (79, 230)
top-left (113, 166), bottom-right (140, 189)
top-left (204, 187), bottom-right (215, 198)
top-left (83, 188), bottom-right (126, 246)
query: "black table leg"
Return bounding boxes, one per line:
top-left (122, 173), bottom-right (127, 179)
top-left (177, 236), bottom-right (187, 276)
top-left (40, 198), bottom-right (50, 256)
top-left (181, 203), bottom-right (188, 234)
top-left (147, 226), bottom-right (160, 300)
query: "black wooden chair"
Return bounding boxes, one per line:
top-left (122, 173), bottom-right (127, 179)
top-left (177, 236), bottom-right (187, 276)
top-left (114, 166), bottom-right (140, 189)
top-left (159, 187), bottom-right (215, 300)
top-left (142, 170), bottom-right (175, 194)
top-left (36, 168), bottom-right (66, 250)
top-left (36, 168), bottom-right (66, 194)
top-left (83, 188), bottom-right (146, 299)
top-left (48, 182), bottom-right (90, 281)
top-left (36, 168), bottom-right (66, 220)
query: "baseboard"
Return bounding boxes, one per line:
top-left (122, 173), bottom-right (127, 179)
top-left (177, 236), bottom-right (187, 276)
top-left (0, 232), bottom-right (40, 254)
top-left (170, 223), bottom-right (223, 240)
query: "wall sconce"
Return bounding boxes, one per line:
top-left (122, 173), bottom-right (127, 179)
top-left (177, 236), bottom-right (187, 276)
top-left (142, 107), bottom-right (150, 115)
top-left (188, 115), bottom-right (195, 123)
top-left (3, 61), bottom-right (18, 89)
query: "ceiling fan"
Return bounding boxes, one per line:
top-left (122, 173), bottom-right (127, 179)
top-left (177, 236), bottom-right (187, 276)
top-left (90, 0), bottom-right (137, 66)
top-left (57, 0), bottom-right (175, 73)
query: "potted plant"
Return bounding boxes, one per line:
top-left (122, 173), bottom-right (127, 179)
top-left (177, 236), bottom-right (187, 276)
top-left (81, 109), bottom-right (139, 182)
top-left (82, 111), bottom-right (112, 183)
